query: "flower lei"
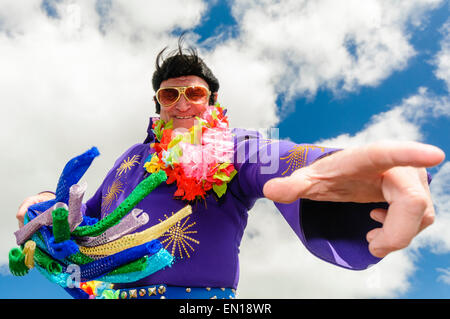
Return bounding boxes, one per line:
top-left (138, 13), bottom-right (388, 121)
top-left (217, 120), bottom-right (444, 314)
top-left (143, 104), bottom-right (237, 202)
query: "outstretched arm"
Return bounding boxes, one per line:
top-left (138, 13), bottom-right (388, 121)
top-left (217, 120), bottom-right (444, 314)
top-left (263, 141), bottom-right (445, 258)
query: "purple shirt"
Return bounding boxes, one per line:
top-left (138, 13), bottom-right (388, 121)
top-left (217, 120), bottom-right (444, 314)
top-left (83, 119), bottom-right (384, 290)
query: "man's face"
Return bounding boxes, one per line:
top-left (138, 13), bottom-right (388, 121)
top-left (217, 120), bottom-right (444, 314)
top-left (158, 75), bottom-right (211, 130)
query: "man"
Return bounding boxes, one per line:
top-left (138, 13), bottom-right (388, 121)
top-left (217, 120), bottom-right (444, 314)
top-left (16, 43), bottom-right (445, 299)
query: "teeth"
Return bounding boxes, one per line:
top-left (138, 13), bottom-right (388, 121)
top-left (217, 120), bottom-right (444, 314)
top-left (176, 116), bottom-right (193, 119)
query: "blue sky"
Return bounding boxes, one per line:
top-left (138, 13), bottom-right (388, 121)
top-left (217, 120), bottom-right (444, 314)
top-left (0, 0), bottom-right (449, 299)
top-left (279, 6), bottom-right (450, 145)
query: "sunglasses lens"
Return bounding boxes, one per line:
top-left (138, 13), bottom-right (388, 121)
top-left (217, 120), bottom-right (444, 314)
top-left (158, 88), bottom-right (180, 106)
top-left (185, 86), bottom-right (209, 103)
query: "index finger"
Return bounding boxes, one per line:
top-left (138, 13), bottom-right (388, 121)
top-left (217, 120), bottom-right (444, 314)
top-left (336, 141), bottom-right (445, 175)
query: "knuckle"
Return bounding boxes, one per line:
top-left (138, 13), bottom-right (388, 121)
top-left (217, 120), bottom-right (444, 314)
top-left (16, 210), bottom-right (26, 220)
top-left (417, 167), bottom-right (428, 180)
top-left (405, 192), bottom-right (428, 213)
top-left (365, 144), bottom-right (383, 168)
top-left (386, 236), bottom-right (411, 251)
top-left (422, 212), bottom-right (435, 227)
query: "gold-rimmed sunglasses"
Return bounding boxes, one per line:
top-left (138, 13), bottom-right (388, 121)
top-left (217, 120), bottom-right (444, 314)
top-left (155, 85), bottom-right (211, 107)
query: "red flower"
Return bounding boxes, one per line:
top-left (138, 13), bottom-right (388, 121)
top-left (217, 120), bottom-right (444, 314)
top-left (203, 181), bottom-right (213, 191)
top-left (159, 129), bottom-right (173, 150)
top-left (222, 164), bottom-right (236, 176)
top-left (174, 187), bottom-right (185, 197)
top-left (153, 142), bottom-right (163, 154)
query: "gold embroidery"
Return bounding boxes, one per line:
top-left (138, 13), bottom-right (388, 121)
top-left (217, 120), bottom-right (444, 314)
top-left (79, 206), bottom-right (192, 256)
top-left (101, 179), bottom-right (124, 213)
top-left (158, 213), bottom-right (199, 259)
top-left (280, 145), bottom-right (325, 176)
top-left (116, 155), bottom-right (141, 177)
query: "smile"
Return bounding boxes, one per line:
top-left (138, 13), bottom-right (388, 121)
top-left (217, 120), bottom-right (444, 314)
top-left (175, 116), bottom-right (194, 119)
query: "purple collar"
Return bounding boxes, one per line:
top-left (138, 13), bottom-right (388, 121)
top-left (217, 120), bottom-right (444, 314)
top-left (143, 117), bottom-right (159, 144)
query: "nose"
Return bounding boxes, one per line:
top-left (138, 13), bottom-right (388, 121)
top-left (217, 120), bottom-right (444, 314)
top-left (174, 94), bottom-right (191, 112)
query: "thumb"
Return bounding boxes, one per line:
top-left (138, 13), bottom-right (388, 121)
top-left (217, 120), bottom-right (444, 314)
top-left (263, 172), bottom-right (311, 204)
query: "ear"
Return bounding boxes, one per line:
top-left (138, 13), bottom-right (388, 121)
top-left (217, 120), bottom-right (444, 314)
top-left (153, 95), bottom-right (161, 114)
top-left (213, 92), bottom-right (218, 103)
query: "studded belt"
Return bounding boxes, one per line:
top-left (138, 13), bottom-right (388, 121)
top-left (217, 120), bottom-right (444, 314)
top-left (113, 284), bottom-right (236, 299)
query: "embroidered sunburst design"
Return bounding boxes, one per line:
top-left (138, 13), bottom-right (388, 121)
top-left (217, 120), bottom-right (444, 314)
top-left (116, 155), bottom-right (141, 177)
top-left (158, 213), bottom-right (199, 259)
top-left (101, 179), bottom-right (124, 213)
top-left (280, 145), bottom-right (325, 176)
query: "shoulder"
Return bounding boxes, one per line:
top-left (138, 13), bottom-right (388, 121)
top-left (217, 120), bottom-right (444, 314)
top-left (111, 143), bottom-right (150, 168)
top-left (122, 143), bottom-right (149, 156)
top-left (231, 127), bottom-right (291, 148)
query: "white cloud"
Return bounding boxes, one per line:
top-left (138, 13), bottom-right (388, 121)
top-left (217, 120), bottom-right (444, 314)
top-left (436, 267), bottom-right (450, 285)
top-left (400, 87), bottom-right (450, 121)
top-left (200, 0), bottom-right (445, 130)
top-left (238, 199), bottom-right (416, 298)
top-left (227, 0), bottom-right (443, 105)
top-left (95, 0), bottom-right (206, 42)
top-left (202, 40), bottom-right (280, 129)
top-left (412, 161), bottom-right (450, 253)
top-left (315, 107), bottom-right (423, 148)
top-left (434, 18), bottom-right (450, 92)
top-left (315, 86), bottom-right (450, 148)
top-left (0, 265), bottom-right (11, 276)
top-left (410, 19), bottom-right (450, 255)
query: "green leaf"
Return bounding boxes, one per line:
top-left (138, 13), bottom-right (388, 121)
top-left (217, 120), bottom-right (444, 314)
top-left (213, 183), bottom-right (227, 198)
top-left (153, 120), bottom-right (163, 141)
top-left (213, 171), bottom-right (230, 182)
top-left (168, 134), bottom-right (183, 148)
top-left (217, 162), bottom-right (230, 170)
top-left (172, 145), bottom-right (183, 158)
top-left (165, 119), bottom-right (173, 130)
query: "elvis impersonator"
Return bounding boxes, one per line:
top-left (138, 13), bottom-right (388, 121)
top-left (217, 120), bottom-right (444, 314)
top-left (13, 41), bottom-right (445, 299)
